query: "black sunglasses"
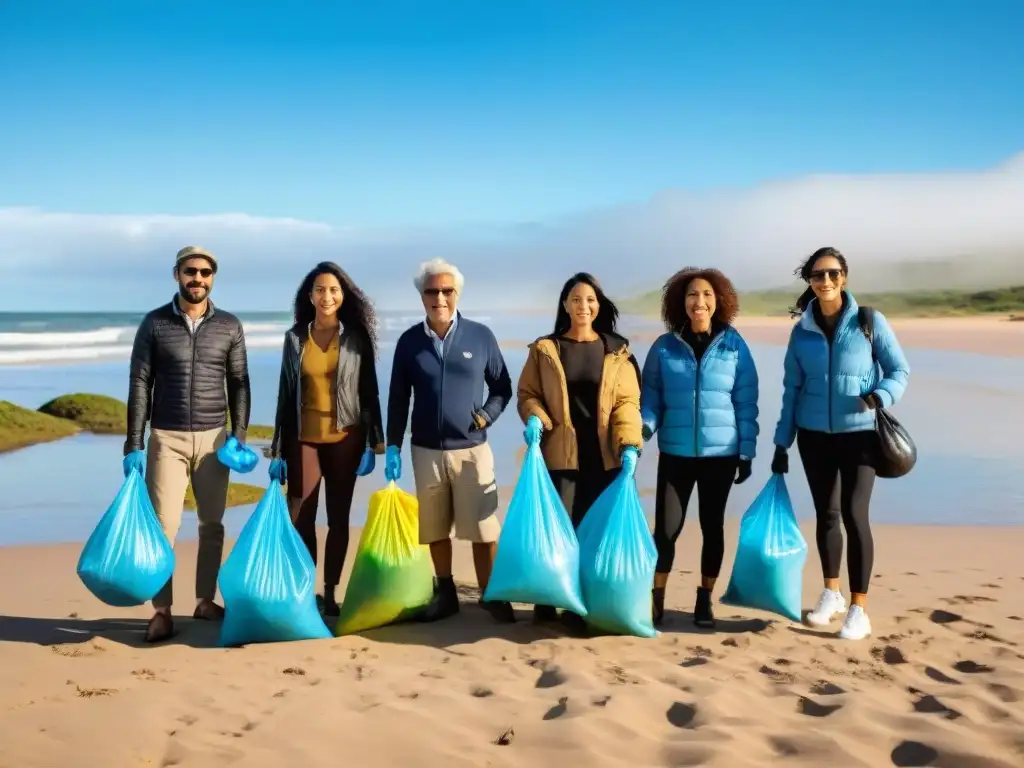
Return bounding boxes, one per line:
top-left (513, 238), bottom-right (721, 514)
top-left (423, 287), bottom-right (455, 297)
top-left (182, 266), bottom-right (214, 278)
top-left (809, 269), bottom-right (843, 283)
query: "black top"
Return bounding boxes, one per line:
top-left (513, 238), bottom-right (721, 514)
top-left (680, 321), bottom-right (724, 364)
top-left (126, 299), bottom-right (251, 454)
top-left (558, 336), bottom-right (605, 469)
top-left (812, 292), bottom-right (848, 344)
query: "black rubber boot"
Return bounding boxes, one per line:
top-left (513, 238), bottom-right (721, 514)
top-left (652, 587), bottom-right (666, 627)
top-left (479, 598), bottom-right (516, 623)
top-left (417, 576), bottom-right (460, 622)
top-left (533, 604), bottom-right (559, 623)
top-left (694, 586), bottom-right (715, 629)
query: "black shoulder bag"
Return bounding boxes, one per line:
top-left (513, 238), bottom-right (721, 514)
top-left (858, 307), bottom-right (917, 479)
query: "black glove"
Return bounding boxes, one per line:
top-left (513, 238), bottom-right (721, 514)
top-left (771, 446), bottom-right (789, 475)
top-left (734, 458), bottom-right (752, 485)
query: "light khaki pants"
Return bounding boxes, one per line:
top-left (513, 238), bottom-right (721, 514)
top-left (146, 426), bottom-right (230, 609)
top-left (411, 442), bottom-right (502, 545)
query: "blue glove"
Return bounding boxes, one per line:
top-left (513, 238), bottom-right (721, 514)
top-left (384, 445), bottom-right (401, 482)
top-left (621, 446), bottom-right (639, 478)
top-left (217, 436), bottom-right (259, 474)
top-left (123, 449), bottom-right (146, 478)
top-left (268, 457), bottom-right (287, 484)
top-left (524, 415), bottom-right (543, 446)
top-left (355, 447), bottom-right (375, 477)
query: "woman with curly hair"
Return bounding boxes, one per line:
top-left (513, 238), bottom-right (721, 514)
top-left (771, 247), bottom-right (910, 641)
top-left (640, 267), bottom-right (759, 629)
top-left (268, 261), bottom-right (385, 616)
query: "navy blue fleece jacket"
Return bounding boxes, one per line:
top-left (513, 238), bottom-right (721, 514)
top-left (386, 316), bottom-right (513, 450)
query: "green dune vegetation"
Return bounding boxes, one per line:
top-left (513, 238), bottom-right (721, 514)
top-left (0, 401), bottom-right (81, 453)
top-left (1, 395), bottom-right (278, 508)
top-left (621, 284), bottom-right (1024, 319)
top-left (38, 393), bottom-right (127, 434)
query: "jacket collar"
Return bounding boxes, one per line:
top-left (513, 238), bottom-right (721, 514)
top-left (535, 330), bottom-right (629, 358)
top-left (798, 291), bottom-right (858, 333)
top-left (169, 295), bottom-right (215, 319)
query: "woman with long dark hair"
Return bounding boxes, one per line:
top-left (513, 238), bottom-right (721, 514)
top-left (771, 247), bottom-right (910, 641)
top-left (640, 267), bottom-right (759, 629)
top-left (268, 261), bottom-right (385, 616)
top-left (517, 272), bottom-right (643, 629)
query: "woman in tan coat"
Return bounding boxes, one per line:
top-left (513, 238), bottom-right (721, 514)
top-left (517, 271), bottom-right (643, 628)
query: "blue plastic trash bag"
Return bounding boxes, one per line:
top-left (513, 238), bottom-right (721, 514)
top-left (218, 482), bottom-right (332, 646)
top-left (482, 442), bottom-right (586, 614)
top-left (217, 435), bottom-right (258, 474)
top-left (576, 471), bottom-right (658, 638)
top-left (77, 467), bottom-right (175, 607)
top-left (720, 474), bottom-right (807, 622)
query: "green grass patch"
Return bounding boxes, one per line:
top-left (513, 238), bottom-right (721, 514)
top-left (0, 400), bottom-right (81, 453)
top-left (38, 393), bottom-right (128, 434)
top-left (621, 285), bottom-right (1024, 318)
top-left (184, 480), bottom-right (270, 510)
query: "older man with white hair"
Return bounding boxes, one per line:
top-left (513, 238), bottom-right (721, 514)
top-left (385, 258), bottom-right (515, 623)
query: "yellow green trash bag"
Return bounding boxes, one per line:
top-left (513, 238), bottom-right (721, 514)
top-left (334, 481), bottom-right (435, 635)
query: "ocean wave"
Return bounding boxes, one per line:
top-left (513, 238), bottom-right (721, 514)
top-left (0, 334), bottom-right (397, 366)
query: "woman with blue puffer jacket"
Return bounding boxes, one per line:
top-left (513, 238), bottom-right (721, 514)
top-left (640, 267), bottom-right (759, 629)
top-left (771, 247), bottom-right (910, 643)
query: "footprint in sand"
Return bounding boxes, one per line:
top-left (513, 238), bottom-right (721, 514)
top-left (923, 667), bottom-right (961, 685)
top-left (591, 695), bottom-right (611, 707)
top-left (1008, 616), bottom-right (1022, 622)
top-left (679, 657), bottom-right (709, 668)
top-left (987, 683), bottom-right (1020, 704)
top-left (666, 701), bottom-right (699, 729)
top-left (810, 680), bottom-right (846, 696)
top-left (543, 697), bottom-right (569, 721)
top-left (953, 660), bottom-right (994, 674)
top-left (891, 741), bottom-right (939, 767)
top-left (871, 645), bottom-right (908, 665)
top-left (759, 665), bottom-right (796, 684)
top-left (470, 685), bottom-right (494, 698)
top-left (911, 691), bottom-right (962, 721)
top-left (797, 696), bottom-right (843, 718)
top-left (535, 664), bottom-right (568, 689)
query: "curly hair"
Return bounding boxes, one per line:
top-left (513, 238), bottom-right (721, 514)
top-left (661, 267), bottom-right (740, 333)
top-left (292, 261), bottom-right (379, 357)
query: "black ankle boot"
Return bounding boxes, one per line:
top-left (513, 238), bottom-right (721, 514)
top-left (694, 586), bottom-right (715, 629)
top-left (652, 588), bottom-right (666, 626)
top-left (417, 576), bottom-right (460, 622)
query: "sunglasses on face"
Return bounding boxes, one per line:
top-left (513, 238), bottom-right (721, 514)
top-left (182, 267), bottom-right (214, 278)
top-left (809, 269), bottom-right (843, 283)
top-left (423, 288), bottom-right (455, 297)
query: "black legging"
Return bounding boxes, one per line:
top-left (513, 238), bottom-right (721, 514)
top-left (548, 465), bottom-right (620, 530)
top-left (654, 454), bottom-right (739, 577)
top-left (796, 428), bottom-right (876, 595)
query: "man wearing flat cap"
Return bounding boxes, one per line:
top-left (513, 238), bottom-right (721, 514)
top-left (123, 246), bottom-right (252, 643)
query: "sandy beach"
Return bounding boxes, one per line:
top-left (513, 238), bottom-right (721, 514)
top-left (1, 520), bottom-right (1022, 768)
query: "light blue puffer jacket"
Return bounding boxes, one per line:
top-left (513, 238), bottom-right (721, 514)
top-left (640, 326), bottom-right (760, 459)
top-left (773, 292), bottom-right (910, 448)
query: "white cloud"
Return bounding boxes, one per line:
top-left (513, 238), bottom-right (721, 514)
top-left (2, 151), bottom-right (1023, 311)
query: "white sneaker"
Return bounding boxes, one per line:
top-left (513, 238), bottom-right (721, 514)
top-left (805, 588), bottom-right (846, 627)
top-left (838, 605), bottom-right (872, 640)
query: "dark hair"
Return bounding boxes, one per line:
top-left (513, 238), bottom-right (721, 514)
top-left (553, 272), bottom-right (620, 336)
top-left (292, 261), bottom-right (379, 356)
top-left (789, 246), bottom-right (849, 316)
top-left (661, 267), bottom-right (739, 333)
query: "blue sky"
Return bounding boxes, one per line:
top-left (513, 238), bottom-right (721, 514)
top-left (1, 0), bottom-right (1023, 310)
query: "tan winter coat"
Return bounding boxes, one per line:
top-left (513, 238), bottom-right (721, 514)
top-left (516, 333), bottom-right (643, 471)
